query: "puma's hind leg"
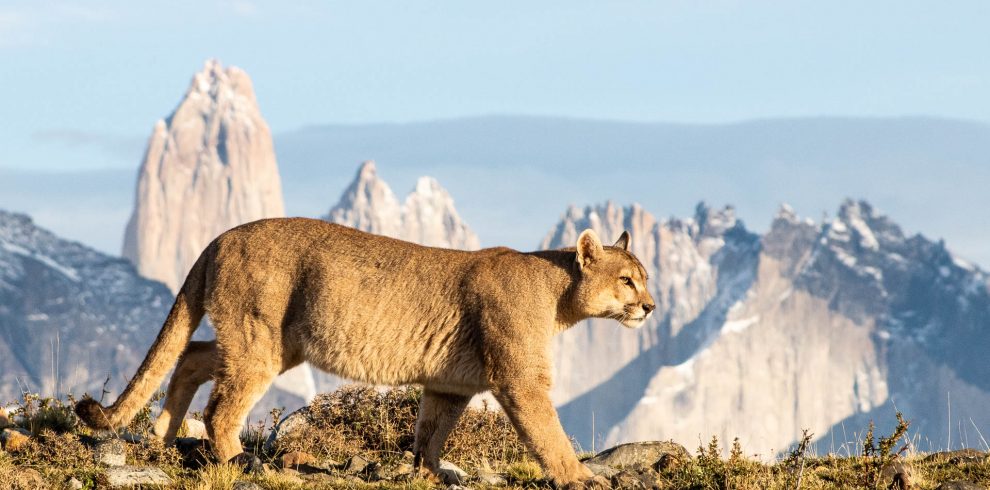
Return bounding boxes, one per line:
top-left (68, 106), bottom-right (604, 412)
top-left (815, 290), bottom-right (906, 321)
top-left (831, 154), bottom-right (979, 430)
top-left (153, 341), bottom-right (218, 442)
top-left (202, 345), bottom-right (281, 462)
top-left (413, 390), bottom-right (471, 481)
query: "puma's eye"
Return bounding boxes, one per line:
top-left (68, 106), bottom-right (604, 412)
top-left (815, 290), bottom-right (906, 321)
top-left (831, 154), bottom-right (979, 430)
top-left (620, 276), bottom-right (633, 286)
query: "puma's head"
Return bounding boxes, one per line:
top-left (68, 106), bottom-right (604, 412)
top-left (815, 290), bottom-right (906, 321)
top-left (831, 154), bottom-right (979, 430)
top-left (572, 229), bottom-right (656, 328)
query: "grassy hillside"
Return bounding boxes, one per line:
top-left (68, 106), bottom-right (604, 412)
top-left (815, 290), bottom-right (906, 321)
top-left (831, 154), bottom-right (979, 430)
top-left (1, 386), bottom-right (987, 489)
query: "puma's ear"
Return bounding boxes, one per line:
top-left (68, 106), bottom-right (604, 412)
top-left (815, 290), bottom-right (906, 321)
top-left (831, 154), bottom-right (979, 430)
top-left (576, 229), bottom-right (604, 269)
top-left (613, 231), bottom-right (630, 251)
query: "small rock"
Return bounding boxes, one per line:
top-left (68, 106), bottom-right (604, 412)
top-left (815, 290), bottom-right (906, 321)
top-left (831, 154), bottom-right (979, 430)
top-left (232, 481), bottom-right (264, 490)
top-left (231, 452), bottom-right (264, 474)
top-left (438, 459), bottom-right (468, 485)
top-left (15, 468), bottom-right (46, 488)
top-left (394, 462), bottom-right (415, 476)
top-left (585, 440), bottom-right (690, 470)
top-left (367, 462), bottom-right (389, 481)
top-left (180, 418), bottom-right (208, 439)
top-left (446, 486), bottom-right (467, 490)
top-left (477, 469), bottom-right (507, 486)
top-left (344, 455), bottom-right (370, 473)
top-left (300, 473), bottom-right (335, 484)
top-left (65, 477), bottom-right (84, 490)
top-left (585, 463), bottom-right (619, 478)
top-left (1, 427), bottom-right (32, 452)
top-left (882, 460), bottom-right (913, 490)
top-left (94, 438), bottom-right (127, 466)
top-left (105, 465), bottom-right (171, 488)
top-left (174, 437), bottom-right (211, 468)
top-left (280, 450), bottom-right (315, 468)
top-left (264, 407), bottom-right (311, 452)
top-left (0, 407), bottom-right (10, 428)
top-left (119, 431), bottom-right (144, 443)
top-left (935, 482), bottom-right (985, 490)
top-left (403, 450), bottom-right (415, 462)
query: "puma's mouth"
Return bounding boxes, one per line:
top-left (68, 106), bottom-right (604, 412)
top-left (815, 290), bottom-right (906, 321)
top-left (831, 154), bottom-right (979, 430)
top-left (620, 316), bottom-right (648, 328)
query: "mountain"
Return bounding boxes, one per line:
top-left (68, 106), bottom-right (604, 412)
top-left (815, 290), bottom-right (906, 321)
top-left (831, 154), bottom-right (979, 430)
top-left (0, 210), bottom-right (172, 403)
top-left (325, 160), bottom-right (480, 249)
top-left (122, 59), bottom-right (285, 294)
top-left (544, 200), bottom-right (990, 455)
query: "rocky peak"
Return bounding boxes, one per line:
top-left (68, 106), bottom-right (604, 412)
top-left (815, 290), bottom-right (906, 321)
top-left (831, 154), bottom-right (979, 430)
top-left (327, 161), bottom-right (402, 237)
top-left (324, 162), bottom-right (480, 250)
top-left (693, 202), bottom-right (738, 240)
top-left (403, 176), bottom-right (480, 249)
top-left (122, 59), bottom-right (284, 293)
top-left (540, 201), bottom-right (657, 261)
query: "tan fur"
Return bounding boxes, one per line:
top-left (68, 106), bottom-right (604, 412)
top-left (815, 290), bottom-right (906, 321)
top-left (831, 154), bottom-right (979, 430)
top-left (75, 219), bottom-right (654, 486)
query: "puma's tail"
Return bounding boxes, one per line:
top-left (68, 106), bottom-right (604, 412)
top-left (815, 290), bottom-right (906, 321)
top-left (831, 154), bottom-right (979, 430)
top-left (75, 248), bottom-right (210, 431)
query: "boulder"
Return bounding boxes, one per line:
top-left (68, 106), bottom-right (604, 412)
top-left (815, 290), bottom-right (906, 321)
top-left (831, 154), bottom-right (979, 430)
top-left (925, 449), bottom-right (988, 464)
top-left (105, 466), bottom-right (171, 488)
top-left (585, 463), bottom-right (619, 478)
top-left (585, 441), bottom-right (690, 469)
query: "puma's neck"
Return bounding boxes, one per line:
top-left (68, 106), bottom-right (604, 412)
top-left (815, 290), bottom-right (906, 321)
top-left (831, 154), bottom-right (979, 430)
top-left (525, 250), bottom-right (585, 330)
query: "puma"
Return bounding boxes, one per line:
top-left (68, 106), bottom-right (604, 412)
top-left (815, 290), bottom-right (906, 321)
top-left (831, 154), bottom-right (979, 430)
top-left (76, 218), bottom-right (655, 486)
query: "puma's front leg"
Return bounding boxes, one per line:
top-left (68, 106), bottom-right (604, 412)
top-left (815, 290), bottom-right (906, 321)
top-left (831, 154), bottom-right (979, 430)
top-left (492, 380), bottom-right (593, 486)
top-left (413, 390), bottom-right (470, 478)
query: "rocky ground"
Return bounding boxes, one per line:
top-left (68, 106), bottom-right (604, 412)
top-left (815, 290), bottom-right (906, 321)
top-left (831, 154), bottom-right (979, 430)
top-left (0, 387), bottom-right (987, 489)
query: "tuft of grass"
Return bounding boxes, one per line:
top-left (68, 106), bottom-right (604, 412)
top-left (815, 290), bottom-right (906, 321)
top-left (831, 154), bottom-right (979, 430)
top-left (9, 393), bottom-right (78, 435)
top-left (185, 462), bottom-right (242, 490)
top-left (505, 459), bottom-right (544, 485)
top-left (860, 411), bottom-right (910, 489)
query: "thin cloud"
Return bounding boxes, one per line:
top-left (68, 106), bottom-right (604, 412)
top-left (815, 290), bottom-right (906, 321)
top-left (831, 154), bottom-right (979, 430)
top-left (0, 2), bottom-right (116, 48)
top-left (224, 0), bottom-right (259, 18)
top-left (31, 129), bottom-right (145, 163)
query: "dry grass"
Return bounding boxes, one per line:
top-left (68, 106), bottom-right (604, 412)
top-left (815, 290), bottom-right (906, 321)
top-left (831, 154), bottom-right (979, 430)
top-left (1, 388), bottom-right (988, 489)
top-left (273, 385), bottom-right (528, 469)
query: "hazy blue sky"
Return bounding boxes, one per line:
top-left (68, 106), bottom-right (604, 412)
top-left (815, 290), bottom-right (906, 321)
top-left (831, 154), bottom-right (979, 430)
top-left (0, 1), bottom-right (988, 266)
top-left (1, 0), bottom-right (988, 171)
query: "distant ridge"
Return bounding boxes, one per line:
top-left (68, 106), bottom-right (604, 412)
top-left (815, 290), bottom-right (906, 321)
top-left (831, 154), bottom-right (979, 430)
top-left (543, 199), bottom-right (990, 455)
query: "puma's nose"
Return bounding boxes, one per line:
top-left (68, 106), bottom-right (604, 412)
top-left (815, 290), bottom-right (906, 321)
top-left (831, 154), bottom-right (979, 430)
top-left (642, 303), bottom-right (655, 314)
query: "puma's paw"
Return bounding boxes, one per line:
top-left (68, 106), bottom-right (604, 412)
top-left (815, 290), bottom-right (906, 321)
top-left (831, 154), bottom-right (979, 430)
top-left (559, 475), bottom-right (612, 490)
top-left (582, 475), bottom-right (613, 489)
